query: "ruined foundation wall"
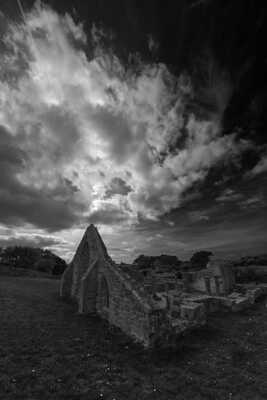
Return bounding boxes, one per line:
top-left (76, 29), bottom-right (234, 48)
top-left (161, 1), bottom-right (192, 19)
top-left (188, 271), bottom-right (207, 293)
top-left (207, 263), bottom-right (235, 294)
top-left (190, 272), bottom-right (221, 295)
top-left (183, 261), bottom-right (236, 296)
top-left (97, 261), bottom-right (151, 347)
top-left (220, 265), bottom-right (235, 292)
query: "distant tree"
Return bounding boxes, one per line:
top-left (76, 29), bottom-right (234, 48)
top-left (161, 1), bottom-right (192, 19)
top-left (133, 255), bottom-right (154, 268)
top-left (237, 254), bottom-right (267, 266)
top-left (158, 254), bottom-right (181, 266)
top-left (190, 251), bottom-right (213, 269)
top-left (52, 258), bottom-right (67, 275)
top-left (2, 246), bottom-right (42, 269)
top-left (1, 246), bottom-right (67, 275)
top-left (133, 254), bottom-right (181, 269)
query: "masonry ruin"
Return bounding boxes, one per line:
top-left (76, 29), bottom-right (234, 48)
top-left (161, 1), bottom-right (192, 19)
top-left (60, 224), bottom-right (267, 347)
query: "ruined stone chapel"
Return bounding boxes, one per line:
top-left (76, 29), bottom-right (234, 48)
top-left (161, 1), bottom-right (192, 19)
top-left (60, 225), bottom-right (266, 347)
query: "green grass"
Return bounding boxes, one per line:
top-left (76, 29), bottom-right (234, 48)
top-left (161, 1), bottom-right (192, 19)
top-left (0, 276), bottom-right (267, 399)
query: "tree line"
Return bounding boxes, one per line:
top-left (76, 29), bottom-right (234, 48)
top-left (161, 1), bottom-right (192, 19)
top-left (0, 246), bottom-right (67, 276)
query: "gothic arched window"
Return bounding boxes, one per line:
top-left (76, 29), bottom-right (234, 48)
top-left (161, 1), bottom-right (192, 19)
top-left (100, 276), bottom-right (109, 309)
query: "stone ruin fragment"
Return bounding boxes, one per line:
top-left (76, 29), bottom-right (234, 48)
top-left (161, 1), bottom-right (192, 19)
top-left (60, 225), bottom-right (267, 347)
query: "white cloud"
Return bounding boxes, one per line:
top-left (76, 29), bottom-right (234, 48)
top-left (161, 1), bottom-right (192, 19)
top-left (216, 189), bottom-right (243, 203)
top-left (240, 195), bottom-right (264, 209)
top-left (188, 211), bottom-right (210, 222)
top-left (0, 3), bottom-right (249, 241)
top-left (250, 155), bottom-right (267, 175)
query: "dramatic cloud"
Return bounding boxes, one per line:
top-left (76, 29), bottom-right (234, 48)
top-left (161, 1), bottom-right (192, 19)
top-left (188, 211), bottom-right (210, 222)
top-left (0, 3), bottom-right (249, 229)
top-left (216, 189), bottom-right (243, 203)
top-left (239, 196), bottom-right (264, 209)
top-left (104, 177), bottom-right (132, 199)
top-left (1, 3), bottom-right (265, 261)
top-left (0, 233), bottom-right (64, 249)
top-left (0, 123), bottom-right (85, 231)
top-left (88, 204), bottom-right (131, 225)
top-left (250, 155), bottom-right (267, 175)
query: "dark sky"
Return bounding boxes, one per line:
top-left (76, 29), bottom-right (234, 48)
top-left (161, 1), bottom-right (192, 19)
top-left (0, 0), bottom-right (266, 261)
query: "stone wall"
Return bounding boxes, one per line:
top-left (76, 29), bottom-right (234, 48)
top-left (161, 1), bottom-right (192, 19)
top-left (184, 270), bottom-right (208, 293)
top-left (60, 225), bottom-right (154, 346)
top-left (207, 261), bottom-right (235, 294)
top-left (189, 271), bottom-right (222, 295)
top-left (182, 260), bottom-right (235, 296)
top-left (78, 260), bottom-right (98, 314)
top-left (60, 263), bottom-right (73, 298)
top-left (61, 224), bottom-right (224, 348)
top-left (71, 232), bottom-right (96, 300)
top-left (96, 260), bottom-right (152, 347)
top-left (60, 225), bottom-right (111, 310)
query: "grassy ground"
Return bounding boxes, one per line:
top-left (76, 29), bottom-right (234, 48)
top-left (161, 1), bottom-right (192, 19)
top-left (0, 265), bottom-right (60, 279)
top-left (0, 276), bottom-right (266, 400)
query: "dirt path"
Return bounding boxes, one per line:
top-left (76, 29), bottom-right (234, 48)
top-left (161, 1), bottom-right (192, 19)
top-left (0, 276), bottom-right (267, 400)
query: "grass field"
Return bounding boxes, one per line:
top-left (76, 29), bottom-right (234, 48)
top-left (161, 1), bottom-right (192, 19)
top-left (0, 276), bottom-right (267, 400)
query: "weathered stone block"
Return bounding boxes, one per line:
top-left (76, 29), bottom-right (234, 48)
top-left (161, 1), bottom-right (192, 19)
top-left (247, 287), bottom-right (263, 304)
top-left (231, 297), bottom-right (251, 312)
top-left (180, 302), bottom-right (205, 322)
